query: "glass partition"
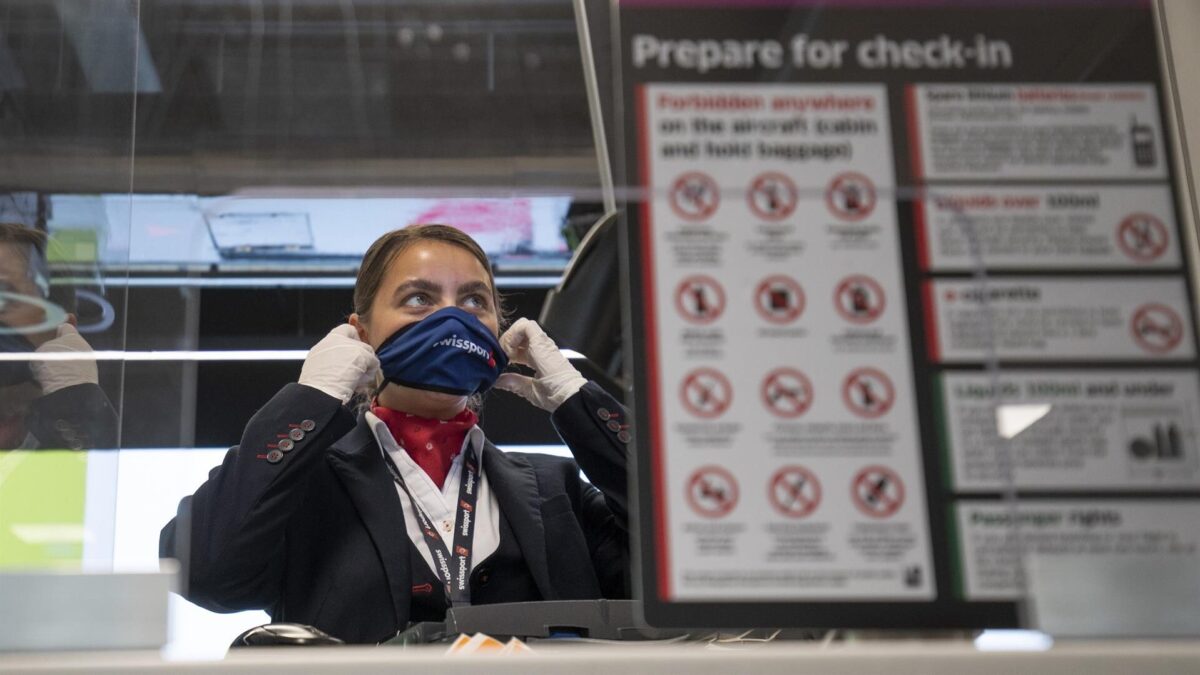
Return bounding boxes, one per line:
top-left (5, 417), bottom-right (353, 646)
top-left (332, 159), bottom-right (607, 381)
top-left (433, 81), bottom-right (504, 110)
top-left (1, 0), bottom-right (610, 657)
top-left (0, 0), bottom-right (135, 573)
top-left (138, 0), bottom-right (605, 657)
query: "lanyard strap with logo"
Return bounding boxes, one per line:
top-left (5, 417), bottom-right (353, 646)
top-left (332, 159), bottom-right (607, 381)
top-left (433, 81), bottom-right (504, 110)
top-left (382, 446), bottom-right (480, 607)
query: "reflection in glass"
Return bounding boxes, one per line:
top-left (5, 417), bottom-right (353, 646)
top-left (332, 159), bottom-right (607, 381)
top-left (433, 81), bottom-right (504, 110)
top-left (0, 223), bottom-right (116, 451)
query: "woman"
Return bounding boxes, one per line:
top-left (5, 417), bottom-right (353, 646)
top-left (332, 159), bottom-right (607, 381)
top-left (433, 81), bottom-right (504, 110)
top-left (160, 224), bottom-right (629, 644)
top-left (0, 223), bottom-right (116, 450)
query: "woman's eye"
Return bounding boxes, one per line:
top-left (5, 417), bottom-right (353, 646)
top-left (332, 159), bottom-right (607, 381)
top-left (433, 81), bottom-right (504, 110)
top-left (401, 293), bottom-right (431, 308)
top-left (462, 294), bottom-right (487, 310)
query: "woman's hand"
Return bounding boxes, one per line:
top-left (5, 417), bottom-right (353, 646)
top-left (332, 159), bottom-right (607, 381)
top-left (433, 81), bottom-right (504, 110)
top-left (31, 322), bottom-right (98, 395)
top-left (495, 318), bottom-right (586, 412)
top-left (299, 324), bottom-right (380, 404)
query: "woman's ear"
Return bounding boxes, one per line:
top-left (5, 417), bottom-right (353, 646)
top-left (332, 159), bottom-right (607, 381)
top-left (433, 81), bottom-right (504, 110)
top-left (348, 314), bottom-right (370, 345)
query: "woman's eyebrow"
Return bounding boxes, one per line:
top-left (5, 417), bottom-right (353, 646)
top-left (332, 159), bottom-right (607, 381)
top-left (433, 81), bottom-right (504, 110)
top-left (456, 280), bottom-right (492, 296)
top-left (392, 279), bottom-right (441, 299)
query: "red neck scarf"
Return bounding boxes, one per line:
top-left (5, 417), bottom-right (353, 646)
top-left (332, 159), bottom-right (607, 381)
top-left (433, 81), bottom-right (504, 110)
top-left (371, 405), bottom-right (478, 489)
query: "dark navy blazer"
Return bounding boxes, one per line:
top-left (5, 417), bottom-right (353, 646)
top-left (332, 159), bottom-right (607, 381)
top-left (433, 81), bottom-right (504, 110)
top-left (160, 382), bottom-right (629, 644)
top-left (24, 383), bottom-right (117, 450)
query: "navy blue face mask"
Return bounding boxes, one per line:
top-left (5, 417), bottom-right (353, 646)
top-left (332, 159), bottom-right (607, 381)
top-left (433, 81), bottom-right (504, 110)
top-left (375, 307), bottom-right (508, 397)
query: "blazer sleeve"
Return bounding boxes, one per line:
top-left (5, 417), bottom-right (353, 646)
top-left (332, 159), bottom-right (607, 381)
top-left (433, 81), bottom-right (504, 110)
top-left (550, 381), bottom-right (631, 597)
top-left (26, 383), bottom-right (118, 450)
top-left (159, 383), bottom-right (356, 613)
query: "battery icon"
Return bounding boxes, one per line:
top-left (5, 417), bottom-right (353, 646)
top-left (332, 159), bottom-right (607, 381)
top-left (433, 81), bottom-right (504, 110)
top-left (1131, 116), bottom-right (1156, 168)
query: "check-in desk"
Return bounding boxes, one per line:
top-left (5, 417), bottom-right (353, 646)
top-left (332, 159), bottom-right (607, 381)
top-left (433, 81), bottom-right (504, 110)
top-left (4, 641), bottom-right (1200, 675)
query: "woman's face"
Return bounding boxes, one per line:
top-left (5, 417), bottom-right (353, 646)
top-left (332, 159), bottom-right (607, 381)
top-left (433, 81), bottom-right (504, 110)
top-left (0, 242), bottom-right (53, 346)
top-left (351, 239), bottom-right (499, 349)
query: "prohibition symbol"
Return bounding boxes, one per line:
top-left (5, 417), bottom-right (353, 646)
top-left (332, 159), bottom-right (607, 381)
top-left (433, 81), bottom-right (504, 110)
top-left (675, 275), bottom-right (726, 324)
top-left (686, 466), bottom-right (739, 518)
top-left (680, 368), bottom-right (733, 418)
top-left (761, 368), bottom-right (814, 419)
top-left (834, 275), bottom-right (886, 324)
top-left (842, 368), bottom-right (895, 418)
top-left (669, 172), bottom-right (720, 221)
top-left (755, 275), bottom-right (806, 324)
top-left (769, 466), bottom-right (821, 518)
top-left (1116, 213), bottom-right (1169, 262)
top-left (825, 172), bottom-right (876, 221)
top-left (851, 465), bottom-right (904, 518)
top-left (747, 172), bottom-right (798, 221)
top-left (1131, 303), bottom-right (1184, 354)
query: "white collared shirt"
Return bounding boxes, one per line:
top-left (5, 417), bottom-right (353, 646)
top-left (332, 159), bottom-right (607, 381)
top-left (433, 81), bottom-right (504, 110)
top-left (365, 411), bottom-right (501, 580)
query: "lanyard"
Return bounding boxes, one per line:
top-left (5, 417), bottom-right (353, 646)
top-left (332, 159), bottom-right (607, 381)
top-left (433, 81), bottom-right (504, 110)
top-left (382, 445), bottom-right (480, 607)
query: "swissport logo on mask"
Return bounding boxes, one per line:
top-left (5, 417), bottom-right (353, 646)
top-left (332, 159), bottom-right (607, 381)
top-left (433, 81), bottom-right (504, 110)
top-left (434, 334), bottom-right (496, 367)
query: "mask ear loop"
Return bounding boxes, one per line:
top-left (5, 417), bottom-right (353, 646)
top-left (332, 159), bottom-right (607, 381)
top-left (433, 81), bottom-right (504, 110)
top-left (370, 376), bottom-right (389, 404)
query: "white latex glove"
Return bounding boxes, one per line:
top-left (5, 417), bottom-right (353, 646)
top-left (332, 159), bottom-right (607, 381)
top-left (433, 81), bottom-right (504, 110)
top-left (495, 318), bottom-right (586, 412)
top-left (299, 324), bottom-right (380, 404)
top-left (31, 323), bottom-right (98, 394)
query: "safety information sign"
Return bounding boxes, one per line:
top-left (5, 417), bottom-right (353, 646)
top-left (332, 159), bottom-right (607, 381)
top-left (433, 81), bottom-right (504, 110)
top-left (686, 466), bottom-right (740, 518)
top-left (924, 277), bottom-right (1195, 362)
top-left (679, 368), bottom-right (733, 419)
top-left (852, 465), bottom-right (906, 518)
top-left (917, 185), bottom-right (1180, 271)
top-left (939, 370), bottom-right (1200, 491)
top-left (768, 466), bottom-right (822, 518)
top-left (747, 172), bottom-right (799, 221)
top-left (908, 84), bottom-right (1168, 181)
top-left (952, 501), bottom-right (1200, 601)
top-left (760, 368), bottom-right (813, 419)
top-left (620, 0), bottom-right (1200, 630)
top-left (638, 82), bottom-right (933, 601)
top-left (675, 275), bottom-right (726, 324)
top-left (834, 275), bottom-right (886, 324)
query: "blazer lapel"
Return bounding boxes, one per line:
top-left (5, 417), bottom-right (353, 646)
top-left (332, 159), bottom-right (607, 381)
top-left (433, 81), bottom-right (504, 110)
top-left (326, 416), bottom-right (411, 629)
top-left (483, 443), bottom-right (555, 600)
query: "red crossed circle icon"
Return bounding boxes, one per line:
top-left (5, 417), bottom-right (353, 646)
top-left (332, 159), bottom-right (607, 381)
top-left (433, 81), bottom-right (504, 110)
top-left (826, 172), bottom-right (876, 221)
top-left (675, 275), bottom-right (726, 324)
top-left (1130, 303), bottom-right (1184, 354)
top-left (755, 275), bottom-right (806, 324)
top-left (851, 465), bottom-right (904, 518)
top-left (842, 368), bottom-right (895, 419)
top-left (747, 172), bottom-right (798, 221)
top-left (834, 275), bottom-right (886, 324)
top-left (670, 172), bottom-right (720, 221)
top-left (686, 466), bottom-right (739, 518)
top-left (1116, 213), bottom-right (1169, 262)
top-left (769, 466), bottom-right (821, 518)
top-left (679, 368), bottom-right (733, 419)
top-left (761, 368), bottom-right (813, 419)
